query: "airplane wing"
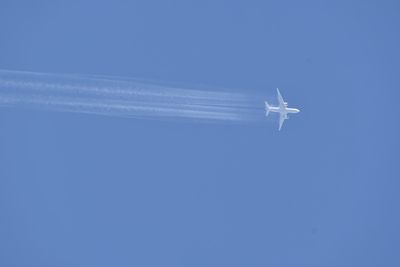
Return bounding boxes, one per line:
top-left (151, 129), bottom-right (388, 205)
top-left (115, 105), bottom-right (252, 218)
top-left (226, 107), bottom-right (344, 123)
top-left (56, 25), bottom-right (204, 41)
top-left (277, 88), bottom-right (286, 110)
top-left (279, 113), bottom-right (286, 131)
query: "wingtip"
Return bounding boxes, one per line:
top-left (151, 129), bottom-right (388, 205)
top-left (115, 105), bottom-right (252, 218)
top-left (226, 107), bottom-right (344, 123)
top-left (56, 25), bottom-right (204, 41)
top-left (276, 88), bottom-right (282, 97)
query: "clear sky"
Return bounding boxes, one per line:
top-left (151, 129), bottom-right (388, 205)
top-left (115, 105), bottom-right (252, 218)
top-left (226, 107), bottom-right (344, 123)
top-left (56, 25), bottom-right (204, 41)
top-left (0, 1), bottom-right (399, 266)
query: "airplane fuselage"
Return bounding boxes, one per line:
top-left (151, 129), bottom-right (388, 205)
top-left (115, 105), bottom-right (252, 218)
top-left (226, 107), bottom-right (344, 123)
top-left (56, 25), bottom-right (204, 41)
top-left (268, 106), bottom-right (300, 114)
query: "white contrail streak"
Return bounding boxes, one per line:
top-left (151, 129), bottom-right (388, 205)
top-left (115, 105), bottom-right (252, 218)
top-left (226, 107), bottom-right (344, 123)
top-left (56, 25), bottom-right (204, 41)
top-left (0, 70), bottom-right (262, 122)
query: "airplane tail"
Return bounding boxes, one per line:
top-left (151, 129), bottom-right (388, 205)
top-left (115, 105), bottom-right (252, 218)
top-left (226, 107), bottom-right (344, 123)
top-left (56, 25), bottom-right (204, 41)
top-left (265, 101), bottom-right (271, 116)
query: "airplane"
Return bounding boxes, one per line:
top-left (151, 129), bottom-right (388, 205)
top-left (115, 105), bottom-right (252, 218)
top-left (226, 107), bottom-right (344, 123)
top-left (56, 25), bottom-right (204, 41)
top-left (265, 88), bottom-right (300, 131)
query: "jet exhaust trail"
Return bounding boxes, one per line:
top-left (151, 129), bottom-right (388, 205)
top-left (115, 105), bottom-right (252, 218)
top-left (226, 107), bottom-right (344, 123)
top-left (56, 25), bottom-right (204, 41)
top-left (0, 70), bottom-right (262, 123)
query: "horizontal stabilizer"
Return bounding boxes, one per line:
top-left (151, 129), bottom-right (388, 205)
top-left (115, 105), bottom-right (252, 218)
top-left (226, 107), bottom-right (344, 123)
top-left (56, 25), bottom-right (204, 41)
top-left (265, 101), bottom-right (271, 116)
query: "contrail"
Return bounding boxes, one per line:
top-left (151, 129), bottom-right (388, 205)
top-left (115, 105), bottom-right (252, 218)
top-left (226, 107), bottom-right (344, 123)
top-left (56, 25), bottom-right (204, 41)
top-left (0, 69), bottom-right (263, 123)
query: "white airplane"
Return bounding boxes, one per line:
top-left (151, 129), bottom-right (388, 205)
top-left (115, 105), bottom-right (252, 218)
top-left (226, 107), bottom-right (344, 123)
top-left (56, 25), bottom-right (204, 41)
top-left (265, 88), bottom-right (300, 131)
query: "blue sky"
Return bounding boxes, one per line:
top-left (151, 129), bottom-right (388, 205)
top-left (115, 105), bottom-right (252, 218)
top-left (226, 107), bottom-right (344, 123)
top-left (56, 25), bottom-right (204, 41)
top-left (0, 1), bottom-right (399, 266)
